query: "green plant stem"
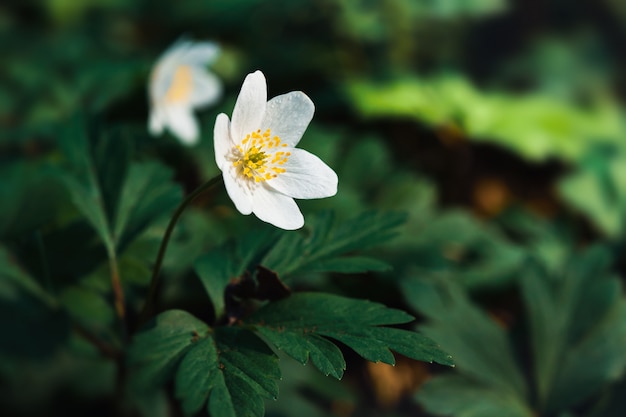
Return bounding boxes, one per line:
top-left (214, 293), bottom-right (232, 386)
top-left (109, 253), bottom-right (124, 318)
top-left (139, 175), bottom-right (223, 323)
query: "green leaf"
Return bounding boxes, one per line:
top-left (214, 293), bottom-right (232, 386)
top-left (128, 310), bottom-right (209, 390)
top-left (521, 245), bottom-right (626, 413)
top-left (417, 374), bottom-right (534, 417)
top-left (305, 256), bottom-right (391, 274)
top-left (262, 210), bottom-right (407, 278)
top-left (194, 227), bottom-right (280, 317)
top-left (404, 278), bottom-right (527, 400)
top-left (113, 161), bottom-right (182, 251)
top-left (247, 292), bottom-right (453, 380)
top-left (59, 119), bottom-right (182, 257)
top-left (558, 147), bottom-right (626, 238)
top-left (0, 161), bottom-right (62, 238)
top-left (0, 246), bottom-right (68, 358)
top-left (175, 327), bottom-right (280, 417)
top-left (59, 118), bottom-right (129, 253)
top-left (195, 210), bottom-right (403, 318)
top-left (0, 246), bottom-right (53, 305)
top-left (346, 75), bottom-right (625, 162)
top-left (407, 211), bottom-right (524, 289)
top-left (60, 286), bottom-right (114, 327)
top-left (130, 310), bottom-right (280, 417)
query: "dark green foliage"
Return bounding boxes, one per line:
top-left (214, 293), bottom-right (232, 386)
top-left (248, 292), bottom-right (453, 379)
top-left (412, 245), bottom-right (626, 417)
top-left (194, 210), bottom-right (405, 318)
top-left (4, 0), bottom-right (626, 416)
top-left (58, 119), bottom-right (182, 255)
top-left (129, 291), bottom-right (451, 416)
top-left (521, 246), bottom-right (626, 413)
top-left (261, 211), bottom-right (404, 277)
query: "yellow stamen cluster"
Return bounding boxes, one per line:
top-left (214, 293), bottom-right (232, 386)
top-left (232, 128), bottom-right (291, 183)
top-left (165, 65), bottom-right (193, 104)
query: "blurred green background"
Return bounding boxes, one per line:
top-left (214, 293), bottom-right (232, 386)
top-left (3, 0), bottom-right (626, 416)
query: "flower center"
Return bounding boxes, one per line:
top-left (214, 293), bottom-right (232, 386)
top-left (232, 128), bottom-right (290, 183)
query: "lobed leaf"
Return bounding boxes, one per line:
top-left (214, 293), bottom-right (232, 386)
top-left (521, 245), bottom-right (626, 413)
top-left (128, 310), bottom-right (209, 390)
top-left (130, 310), bottom-right (280, 417)
top-left (262, 211), bottom-right (406, 278)
top-left (404, 277), bottom-right (527, 400)
top-left (247, 292), bottom-right (453, 380)
top-left (59, 119), bottom-right (182, 258)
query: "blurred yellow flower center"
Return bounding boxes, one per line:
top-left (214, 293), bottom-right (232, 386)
top-left (232, 129), bottom-right (290, 183)
top-left (165, 65), bottom-right (193, 103)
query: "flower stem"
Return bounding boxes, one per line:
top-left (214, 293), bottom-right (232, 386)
top-left (139, 175), bottom-right (223, 323)
top-left (108, 249), bottom-right (128, 340)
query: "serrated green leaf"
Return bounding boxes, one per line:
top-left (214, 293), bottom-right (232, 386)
top-left (174, 327), bottom-right (280, 417)
top-left (128, 310), bottom-right (209, 390)
top-left (417, 374), bottom-right (534, 417)
top-left (195, 211), bottom-right (403, 317)
top-left (262, 210), bottom-right (406, 279)
top-left (175, 337), bottom-right (219, 416)
top-left (247, 292), bottom-right (452, 380)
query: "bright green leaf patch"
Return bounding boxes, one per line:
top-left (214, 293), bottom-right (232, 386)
top-left (247, 292), bottom-right (453, 380)
top-left (558, 147), bottom-right (626, 239)
top-left (346, 75), bottom-right (625, 162)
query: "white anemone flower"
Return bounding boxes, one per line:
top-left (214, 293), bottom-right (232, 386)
top-left (214, 70), bottom-right (338, 230)
top-left (149, 39), bottom-right (222, 145)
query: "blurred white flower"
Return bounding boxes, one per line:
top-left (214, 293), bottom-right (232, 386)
top-left (214, 70), bottom-right (337, 230)
top-left (148, 39), bottom-right (222, 145)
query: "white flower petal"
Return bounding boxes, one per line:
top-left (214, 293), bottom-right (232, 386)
top-left (149, 62), bottom-right (172, 104)
top-left (190, 68), bottom-right (222, 108)
top-left (149, 107), bottom-right (165, 136)
top-left (231, 71), bottom-right (267, 144)
top-left (214, 113), bottom-right (232, 169)
top-left (150, 42), bottom-right (188, 100)
top-left (261, 91), bottom-right (314, 147)
top-left (165, 105), bottom-right (199, 145)
top-left (181, 41), bottom-right (220, 66)
top-left (224, 167), bottom-right (253, 215)
top-left (252, 185), bottom-right (304, 230)
top-left (268, 148), bottom-right (338, 199)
